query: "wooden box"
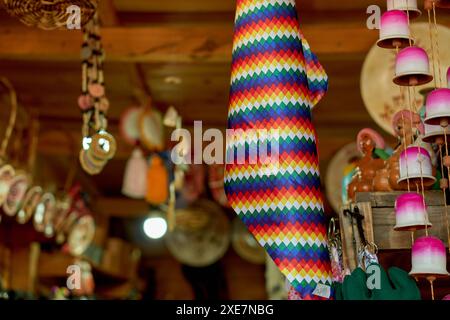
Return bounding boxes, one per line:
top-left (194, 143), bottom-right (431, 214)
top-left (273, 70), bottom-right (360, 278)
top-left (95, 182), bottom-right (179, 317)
top-left (339, 191), bottom-right (450, 271)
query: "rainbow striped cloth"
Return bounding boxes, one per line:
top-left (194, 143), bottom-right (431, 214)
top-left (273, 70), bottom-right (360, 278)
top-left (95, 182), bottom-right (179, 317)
top-left (224, 0), bottom-right (333, 300)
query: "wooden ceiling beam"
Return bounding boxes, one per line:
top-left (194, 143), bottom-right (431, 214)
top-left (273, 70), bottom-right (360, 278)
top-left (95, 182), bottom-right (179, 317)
top-left (93, 197), bottom-right (149, 218)
top-left (112, 0), bottom-right (387, 13)
top-left (98, 0), bottom-right (120, 27)
top-left (0, 24), bottom-right (381, 62)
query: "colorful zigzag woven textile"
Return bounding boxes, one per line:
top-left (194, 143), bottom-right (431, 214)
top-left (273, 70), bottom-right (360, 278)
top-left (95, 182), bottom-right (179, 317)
top-left (224, 0), bottom-right (333, 300)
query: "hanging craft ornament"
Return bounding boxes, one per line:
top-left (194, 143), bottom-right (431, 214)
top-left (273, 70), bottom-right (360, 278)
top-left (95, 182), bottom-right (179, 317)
top-left (67, 215), bottom-right (96, 257)
top-left (119, 106), bottom-right (144, 146)
top-left (361, 23), bottom-right (450, 135)
top-left (377, 10), bottom-right (414, 49)
top-left (0, 165), bottom-right (15, 207)
top-left (163, 106), bottom-right (179, 128)
top-left (32, 192), bottom-right (56, 234)
top-left (2, 172), bottom-right (29, 217)
top-left (145, 155), bottom-right (169, 205)
top-left (16, 185), bottom-right (43, 224)
top-left (410, 236), bottom-right (449, 279)
top-left (397, 146), bottom-right (436, 187)
top-left (393, 192), bottom-right (432, 231)
top-left (78, 13), bottom-right (116, 175)
top-left (139, 107), bottom-right (165, 152)
top-left (3, 0), bottom-right (98, 30)
top-left (327, 218), bottom-right (348, 283)
top-left (122, 148), bottom-right (148, 199)
top-left (224, 0), bottom-right (333, 300)
top-left (387, 0), bottom-right (422, 18)
top-left (393, 46), bottom-right (433, 86)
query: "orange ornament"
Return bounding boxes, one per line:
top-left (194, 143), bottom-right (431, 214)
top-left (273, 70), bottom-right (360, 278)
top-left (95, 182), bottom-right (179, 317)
top-left (145, 155), bottom-right (169, 205)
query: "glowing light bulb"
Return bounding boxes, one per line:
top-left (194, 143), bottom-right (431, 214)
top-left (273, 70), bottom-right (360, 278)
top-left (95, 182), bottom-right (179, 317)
top-left (143, 217), bottom-right (167, 239)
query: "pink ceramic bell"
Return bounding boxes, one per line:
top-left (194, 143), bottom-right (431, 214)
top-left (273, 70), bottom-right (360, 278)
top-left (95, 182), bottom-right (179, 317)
top-left (424, 88), bottom-right (450, 126)
top-left (387, 0), bottom-right (421, 18)
top-left (393, 192), bottom-right (432, 231)
top-left (447, 67), bottom-right (450, 89)
top-left (393, 46), bottom-right (433, 86)
top-left (410, 236), bottom-right (449, 277)
top-left (377, 10), bottom-right (413, 49)
top-left (122, 148), bottom-right (148, 199)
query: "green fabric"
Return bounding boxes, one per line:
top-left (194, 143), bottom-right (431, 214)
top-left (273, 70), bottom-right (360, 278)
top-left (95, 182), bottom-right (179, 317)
top-left (334, 264), bottom-right (421, 300)
top-left (373, 148), bottom-right (391, 160)
top-left (432, 169), bottom-right (442, 190)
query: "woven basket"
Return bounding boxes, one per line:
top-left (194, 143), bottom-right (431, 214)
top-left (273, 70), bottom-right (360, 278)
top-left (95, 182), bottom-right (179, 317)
top-left (3, 0), bottom-right (98, 30)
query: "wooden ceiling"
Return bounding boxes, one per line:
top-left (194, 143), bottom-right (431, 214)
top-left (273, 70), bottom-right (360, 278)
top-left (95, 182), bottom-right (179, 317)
top-left (0, 0), bottom-right (449, 218)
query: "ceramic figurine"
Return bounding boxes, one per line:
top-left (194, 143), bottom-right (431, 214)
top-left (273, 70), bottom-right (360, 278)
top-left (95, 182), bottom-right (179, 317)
top-left (347, 128), bottom-right (386, 201)
top-left (387, 110), bottom-right (424, 190)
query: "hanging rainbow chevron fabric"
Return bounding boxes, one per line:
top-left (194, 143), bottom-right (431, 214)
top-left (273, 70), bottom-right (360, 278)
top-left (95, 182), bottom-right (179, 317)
top-left (224, 0), bottom-right (333, 300)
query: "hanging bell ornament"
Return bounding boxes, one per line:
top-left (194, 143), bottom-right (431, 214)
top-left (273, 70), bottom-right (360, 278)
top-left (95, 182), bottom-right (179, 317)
top-left (393, 46), bottom-right (433, 86)
top-left (122, 148), bottom-right (148, 199)
top-left (387, 0), bottom-right (421, 18)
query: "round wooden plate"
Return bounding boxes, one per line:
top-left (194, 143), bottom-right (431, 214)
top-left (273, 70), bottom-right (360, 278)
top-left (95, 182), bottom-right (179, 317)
top-left (166, 199), bottom-right (230, 267)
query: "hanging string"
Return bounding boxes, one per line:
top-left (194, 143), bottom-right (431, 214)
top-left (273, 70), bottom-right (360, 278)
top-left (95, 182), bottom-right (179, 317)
top-left (407, 84), bottom-right (429, 235)
top-left (395, 46), bottom-right (411, 190)
top-left (427, 9), bottom-right (437, 89)
top-left (432, 2), bottom-right (442, 87)
top-left (429, 277), bottom-right (435, 301)
top-left (419, 159), bottom-right (429, 236)
top-left (406, 2), bottom-right (413, 47)
top-left (438, 144), bottom-right (450, 252)
top-left (401, 112), bottom-right (411, 192)
top-left (443, 125), bottom-right (450, 252)
top-left (167, 182), bottom-right (176, 232)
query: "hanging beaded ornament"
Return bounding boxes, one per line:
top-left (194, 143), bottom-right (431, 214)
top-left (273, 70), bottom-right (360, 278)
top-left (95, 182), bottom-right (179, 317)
top-left (78, 12), bottom-right (116, 175)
